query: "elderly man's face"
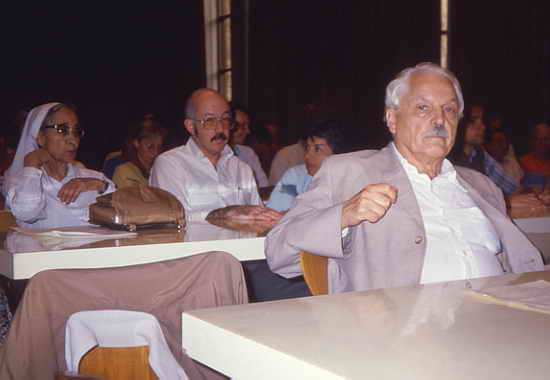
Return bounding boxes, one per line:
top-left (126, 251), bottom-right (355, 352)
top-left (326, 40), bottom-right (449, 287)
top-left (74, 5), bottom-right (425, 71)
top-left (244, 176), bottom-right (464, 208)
top-left (386, 71), bottom-right (459, 164)
top-left (185, 91), bottom-right (232, 160)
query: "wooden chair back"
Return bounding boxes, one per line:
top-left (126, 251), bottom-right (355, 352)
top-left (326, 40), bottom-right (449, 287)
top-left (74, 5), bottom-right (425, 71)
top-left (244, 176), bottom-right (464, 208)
top-left (57, 346), bottom-right (158, 380)
top-left (299, 251), bottom-right (328, 296)
top-left (0, 211), bottom-right (16, 233)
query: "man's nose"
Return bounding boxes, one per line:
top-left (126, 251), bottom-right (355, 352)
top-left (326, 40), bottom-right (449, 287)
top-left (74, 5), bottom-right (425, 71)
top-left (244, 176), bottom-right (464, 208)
top-left (214, 119), bottom-right (226, 132)
top-left (433, 106), bottom-right (446, 123)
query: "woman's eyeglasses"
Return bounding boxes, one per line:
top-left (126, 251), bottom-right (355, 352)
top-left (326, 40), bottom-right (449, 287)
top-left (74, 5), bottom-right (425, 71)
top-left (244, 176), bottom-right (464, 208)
top-left (41, 123), bottom-right (85, 138)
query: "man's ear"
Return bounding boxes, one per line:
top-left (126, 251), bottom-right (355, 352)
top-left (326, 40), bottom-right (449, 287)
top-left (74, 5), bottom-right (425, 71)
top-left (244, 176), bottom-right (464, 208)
top-left (385, 108), bottom-right (398, 135)
top-left (184, 119), bottom-right (195, 136)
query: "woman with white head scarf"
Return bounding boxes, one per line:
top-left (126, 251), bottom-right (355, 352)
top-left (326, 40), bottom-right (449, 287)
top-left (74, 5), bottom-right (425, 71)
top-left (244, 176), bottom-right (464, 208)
top-left (3, 103), bottom-right (115, 228)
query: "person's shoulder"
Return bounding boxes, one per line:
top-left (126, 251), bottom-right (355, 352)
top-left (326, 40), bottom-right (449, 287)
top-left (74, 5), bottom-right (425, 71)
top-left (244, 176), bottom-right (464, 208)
top-left (156, 145), bottom-right (187, 163)
top-left (455, 165), bottom-right (498, 191)
top-left (282, 164), bottom-right (308, 180)
top-left (236, 144), bottom-right (255, 155)
top-left (74, 166), bottom-right (104, 178)
top-left (324, 149), bottom-right (380, 168)
top-left (115, 161), bottom-right (138, 173)
top-left (274, 142), bottom-right (302, 157)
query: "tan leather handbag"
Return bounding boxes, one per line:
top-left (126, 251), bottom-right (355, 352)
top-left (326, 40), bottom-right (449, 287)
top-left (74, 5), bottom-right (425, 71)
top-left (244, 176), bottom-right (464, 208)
top-left (89, 185), bottom-right (185, 231)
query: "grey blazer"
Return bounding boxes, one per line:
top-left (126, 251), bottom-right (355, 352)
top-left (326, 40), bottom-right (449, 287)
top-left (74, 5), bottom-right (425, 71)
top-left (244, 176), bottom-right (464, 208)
top-left (265, 145), bottom-right (543, 293)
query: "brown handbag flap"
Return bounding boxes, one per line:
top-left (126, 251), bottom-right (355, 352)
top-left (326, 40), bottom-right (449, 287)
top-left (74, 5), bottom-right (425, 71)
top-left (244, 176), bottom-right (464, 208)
top-left (90, 185), bottom-right (185, 229)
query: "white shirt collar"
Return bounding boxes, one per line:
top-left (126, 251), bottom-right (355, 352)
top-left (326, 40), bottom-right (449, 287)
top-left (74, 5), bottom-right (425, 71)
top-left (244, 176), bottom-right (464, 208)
top-left (390, 142), bottom-right (456, 181)
top-left (187, 137), bottom-right (234, 167)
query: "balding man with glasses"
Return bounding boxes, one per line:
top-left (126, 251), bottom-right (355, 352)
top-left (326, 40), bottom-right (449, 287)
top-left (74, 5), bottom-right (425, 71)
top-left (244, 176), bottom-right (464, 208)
top-left (150, 88), bottom-right (282, 224)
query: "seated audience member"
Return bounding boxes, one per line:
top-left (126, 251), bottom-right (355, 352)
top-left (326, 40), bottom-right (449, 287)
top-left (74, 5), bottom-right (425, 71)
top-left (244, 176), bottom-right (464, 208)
top-left (112, 120), bottom-right (167, 188)
top-left (3, 103), bottom-right (115, 228)
top-left (484, 129), bottom-right (524, 186)
top-left (150, 88), bottom-right (282, 224)
top-left (102, 148), bottom-right (127, 179)
top-left (266, 62), bottom-right (543, 294)
top-left (230, 105), bottom-right (269, 188)
top-left (267, 119), bottom-right (345, 212)
top-left (520, 123), bottom-right (550, 180)
top-left (248, 123), bottom-right (277, 175)
top-left (449, 116), bottom-right (518, 195)
top-left (0, 251), bottom-right (247, 379)
top-left (268, 137), bottom-right (306, 186)
top-left (265, 122), bottom-right (283, 154)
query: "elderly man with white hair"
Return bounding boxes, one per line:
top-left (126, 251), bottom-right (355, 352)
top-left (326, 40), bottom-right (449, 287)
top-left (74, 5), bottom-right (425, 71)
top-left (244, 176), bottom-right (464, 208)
top-left (265, 62), bottom-right (543, 294)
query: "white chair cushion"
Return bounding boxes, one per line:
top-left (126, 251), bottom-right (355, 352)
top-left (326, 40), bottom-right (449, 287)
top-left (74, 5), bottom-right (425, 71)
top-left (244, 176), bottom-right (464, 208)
top-left (65, 310), bottom-right (188, 380)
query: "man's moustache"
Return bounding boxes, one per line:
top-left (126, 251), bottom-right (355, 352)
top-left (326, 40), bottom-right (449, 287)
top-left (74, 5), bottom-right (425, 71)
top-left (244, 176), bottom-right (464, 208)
top-left (211, 133), bottom-right (228, 142)
top-left (422, 124), bottom-right (449, 138)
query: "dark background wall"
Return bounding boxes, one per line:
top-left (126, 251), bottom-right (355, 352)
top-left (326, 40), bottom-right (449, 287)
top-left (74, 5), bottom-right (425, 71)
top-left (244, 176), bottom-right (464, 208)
top-left (4, 1), bottom-right (550, 169)
top-left (243, 0), bottom-right (550, 152)
top-left (4, 2), bottom-right (205, 169)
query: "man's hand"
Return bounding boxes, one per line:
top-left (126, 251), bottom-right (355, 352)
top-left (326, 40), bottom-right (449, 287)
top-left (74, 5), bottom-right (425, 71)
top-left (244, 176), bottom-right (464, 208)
top-left (207, 205), bottom-right (283, 223)
top-left (24, 148), bottom-right (53, 168)
top-left (341, 184), bottom-right (398, 229)
top-left (57, 178), bottom-right (106, 204)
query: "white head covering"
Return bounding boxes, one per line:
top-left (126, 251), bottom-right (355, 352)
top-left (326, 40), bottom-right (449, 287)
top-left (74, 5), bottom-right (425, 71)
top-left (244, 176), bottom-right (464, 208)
top-left (2, 102), bottom-right (61, 196)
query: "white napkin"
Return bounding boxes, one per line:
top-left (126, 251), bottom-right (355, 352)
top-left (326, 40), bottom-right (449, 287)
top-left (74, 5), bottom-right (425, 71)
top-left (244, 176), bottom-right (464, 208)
top-left (65, 310), bottom-right (187, 380)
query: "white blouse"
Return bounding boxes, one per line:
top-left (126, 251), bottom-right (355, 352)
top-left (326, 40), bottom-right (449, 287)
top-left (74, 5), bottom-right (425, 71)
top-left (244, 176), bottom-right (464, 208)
top-left (6, 164), bottom-right (115, 229)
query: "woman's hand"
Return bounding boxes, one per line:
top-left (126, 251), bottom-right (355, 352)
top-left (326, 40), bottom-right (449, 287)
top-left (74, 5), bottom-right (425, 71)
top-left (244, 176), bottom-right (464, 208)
top-left (24, 148), bottom-right (53, 168)
top-left (57, 178), bottom-right (106, 204)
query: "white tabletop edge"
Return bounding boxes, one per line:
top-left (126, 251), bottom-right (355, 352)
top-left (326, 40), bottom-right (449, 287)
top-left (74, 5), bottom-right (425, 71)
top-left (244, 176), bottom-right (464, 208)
top-left (181, 312), bottom-right (344, 380)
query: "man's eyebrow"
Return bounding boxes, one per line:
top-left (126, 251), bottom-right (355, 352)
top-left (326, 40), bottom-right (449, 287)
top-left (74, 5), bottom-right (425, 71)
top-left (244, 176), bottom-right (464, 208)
top-left (202, 111), bottom-right (231, 117)
top-left (412, 95), bottom-right (458, 104)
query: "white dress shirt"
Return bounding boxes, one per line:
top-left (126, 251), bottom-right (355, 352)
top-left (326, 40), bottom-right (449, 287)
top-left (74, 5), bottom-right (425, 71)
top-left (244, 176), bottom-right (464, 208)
top-left (6, 164), bottom-right (114, 229)
top-left (392, 144), bottom-right (504, 284)
top-left (233, 144), bottom-right (269, 187)
top-left (150, 138), bottom-right (262, 221)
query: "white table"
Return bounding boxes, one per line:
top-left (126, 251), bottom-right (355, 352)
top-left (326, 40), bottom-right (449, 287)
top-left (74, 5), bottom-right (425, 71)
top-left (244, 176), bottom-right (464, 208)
top-left (0, 221), bottom-right (267, 280)
top-left (182, 270), bottom-right (550, 380)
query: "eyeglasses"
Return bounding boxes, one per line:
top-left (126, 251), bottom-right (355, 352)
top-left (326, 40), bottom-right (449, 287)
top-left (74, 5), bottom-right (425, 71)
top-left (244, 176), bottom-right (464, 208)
top-left (41, 123), bottom-right (85, 138)
top-left (190, 116), bottom-right (236, 131)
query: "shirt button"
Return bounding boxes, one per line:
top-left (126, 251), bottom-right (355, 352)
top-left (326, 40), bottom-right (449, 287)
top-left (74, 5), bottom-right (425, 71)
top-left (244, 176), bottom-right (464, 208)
top-left (414, 236), bottom-right (423, 244)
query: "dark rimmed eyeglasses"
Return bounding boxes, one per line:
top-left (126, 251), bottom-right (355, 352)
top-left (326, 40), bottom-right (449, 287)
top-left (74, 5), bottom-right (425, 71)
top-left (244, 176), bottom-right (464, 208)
top-left (41, 123), bottom-right (85, 138)
top-left (190, 116), bottom-right (236, 131)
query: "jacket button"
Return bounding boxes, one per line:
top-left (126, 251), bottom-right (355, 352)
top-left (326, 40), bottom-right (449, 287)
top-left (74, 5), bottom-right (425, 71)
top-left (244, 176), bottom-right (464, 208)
top-left (414, 236), bottom-right (423, 244)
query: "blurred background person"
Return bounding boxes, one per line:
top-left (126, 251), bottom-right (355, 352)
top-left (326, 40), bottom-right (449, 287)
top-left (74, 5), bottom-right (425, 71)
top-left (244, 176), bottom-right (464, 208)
top-left (267, 119), bottom-right (345, 212)
top-left (229, 104), bottom-right (269, 188)
top-left (112, 120), bottom-right (167, 188)
top-left (484, 129), bottom-right (524, 187)
top-left (520, 123), bottom-right (550, 186)
top-left (3, 103), bottom-right (115, 228)
top-left (449, 116), bottom-right (518, 195)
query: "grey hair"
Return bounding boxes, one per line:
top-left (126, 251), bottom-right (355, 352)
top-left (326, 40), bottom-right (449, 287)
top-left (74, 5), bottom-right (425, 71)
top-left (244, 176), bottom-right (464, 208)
top-left (384, 62), bottom-right (464, 120)
top-left (41, 103), bottom-right (77, 127)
